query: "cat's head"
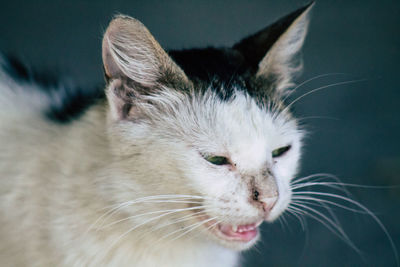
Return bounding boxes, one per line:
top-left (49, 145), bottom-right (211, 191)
top-left (101, 3), bottom-right (312, 251)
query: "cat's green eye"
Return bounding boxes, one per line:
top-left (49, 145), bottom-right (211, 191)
top-left (272, 145), bottom-right (291, 158)
top-left (204, 155), bottom-right (229, 166)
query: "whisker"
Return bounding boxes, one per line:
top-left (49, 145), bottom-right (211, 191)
top-left (297, 116), bottom-right (340, 123)
top-left (293, 202), bottom-right (340, 233)
top-left (164, 216), bottom-right (218, 243)
top-left (134, 208), bottom-right (221, 244)
top-left (286, 207), bottom-right (308, 231)
top-left (86, 201), bottom-right (137, 234)
top-left (95, 206), bottom-right (209, 261)
top-left (276, 216), bottom-right (286, 231)
top-left (283, 72), bottom-right (349, 101)
top-left (291, 173), bottom-right (353, 198)
top-left (186, 218), bottom-right (222, 243)
top-left (135, 210), bottom-right (210, 242)
top-left (292, 182), bottom-right (348, 193)
top-left (152, 210), bottom-right (209, 231)
top-left (290, 202), bottom-right (360, 254)
top-left (291, 173), bottom-right (342, 185)
top-left (88, 194), bottom-right (208, 231)
top-left (280, 213), bottom-right (291, 232)
top-left (292, 191), bottom-right (399, 265)
top-left (283, 79), bottom-right (367, 113)
top-left (99, 205), bottom-right (212, 230)
top-left (294, 182), bottom-right (400, 189)
top-left (292, 197), bottom-right (369, 214)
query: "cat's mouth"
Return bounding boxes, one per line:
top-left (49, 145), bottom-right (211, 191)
top-left (215, 221), bottom-right (262, 242)
top-left (201, 215), bottom-right (263, 243)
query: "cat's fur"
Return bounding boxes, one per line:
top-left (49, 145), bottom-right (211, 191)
top-left (0, 3), bottom-right (312, 267)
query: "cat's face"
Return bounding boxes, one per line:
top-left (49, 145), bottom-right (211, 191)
top-left (170, 90), bottom-right (302, 250)
top-left (102, 4), bottom-right (311, 251)
top-left (109, 86), bottom-right (303, 249)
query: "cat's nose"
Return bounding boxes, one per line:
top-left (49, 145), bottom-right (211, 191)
top-left (252, 188), bottom-right (278, 213)
top-left (260, 195), bottom-right (278, 213)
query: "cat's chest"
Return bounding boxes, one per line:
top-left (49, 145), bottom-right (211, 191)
top-left (81, 238), bottom-right (239, 267)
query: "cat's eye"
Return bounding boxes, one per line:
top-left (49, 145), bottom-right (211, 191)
top-left (272, 145), bottom-right (291, 158)
top-left (204, 155), bottom-right (229, 166)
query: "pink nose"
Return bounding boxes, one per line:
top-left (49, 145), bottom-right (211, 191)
top-left (261, 196), bottom-right (278, 213)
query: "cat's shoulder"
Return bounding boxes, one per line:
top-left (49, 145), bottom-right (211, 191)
top-left (0, 54), bottom-right (105, 124)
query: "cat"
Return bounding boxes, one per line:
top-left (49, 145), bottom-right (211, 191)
top-left (0, 3), bottom-right (313, 267)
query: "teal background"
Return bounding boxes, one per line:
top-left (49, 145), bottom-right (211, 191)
top-left (1, 1), bottom-right (399, 266)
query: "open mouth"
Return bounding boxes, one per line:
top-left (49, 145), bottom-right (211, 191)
top-left (202, 216), bottom-right (263, 243)
top-left (216, 221), bottom-right (262, 242)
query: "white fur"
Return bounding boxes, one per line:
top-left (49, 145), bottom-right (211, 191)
top-left (0, 72), bottom-right (302, 266)
top-left (0, 12), bottom-right (307, 266)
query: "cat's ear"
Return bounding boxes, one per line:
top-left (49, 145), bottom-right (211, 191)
top-left (102, 15), bottom-right (190, 120)
top-left (233, 3), bottom-right (314, 93)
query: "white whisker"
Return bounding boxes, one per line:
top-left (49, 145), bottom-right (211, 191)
top-left (286, 207), bottom-right (308, 231)
top-left (294, 181), bottom-right (400, 189)
top-left (280, 212), bottom-right (291, 231)
top-left (292, 182), bottom-right (348, 193)
top-left (291, 173), bottom-right (341, 185)
top-left (163, 216), bottom-right (218, 243)
top-left (292, 191), bottom-right (399, 265)
top-left (283, 72), bottom-right (349, 101)
top-left (87, 194), bottom-right (207, 232)
top-left (283, 79), bottom-right (367, 113)
top-left (153, 210), bottom-right (209, 231)
top-left (95, 207), bottom-right (203, 261)
top-left (290, 202), bottom-right (360, 254)
top-left (297, 115), bottom-right (340, 122)
top-left (292, 197), bottom-right (370, 214)
top-left (99, 205), bottom-right (212, 230)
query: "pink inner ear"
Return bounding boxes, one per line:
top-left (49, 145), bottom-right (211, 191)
top-left (106, 79), bottom-right (125, 120)
top-left (102, 35), bottom-right (122, 79)
top-left (106, 79), bottom-right (144, 121)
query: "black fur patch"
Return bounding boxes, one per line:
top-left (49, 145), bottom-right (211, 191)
top-left (168, 3), bottom-right (312, 104)
top-left (44, 86), bottom-right (105, 123)
top-left (169, 47), bottom-right (249, 101)
top-left (3, 54), bottom-right (60, 90)
top-left (169, 47), bottom-right (247, 83)
top-left (2, 54), bottom-right (105, 124)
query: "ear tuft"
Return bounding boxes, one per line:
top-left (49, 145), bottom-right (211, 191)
top-left (102, 15), bottom-right (188, 88)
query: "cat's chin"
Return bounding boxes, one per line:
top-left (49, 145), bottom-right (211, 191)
top-left (200, 215), bottom-right (263, 250)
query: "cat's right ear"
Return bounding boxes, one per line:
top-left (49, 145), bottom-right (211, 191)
top-left (233, 3), bottom-right (314, 95)
top-left (102, 15), bottom-right (190, 120)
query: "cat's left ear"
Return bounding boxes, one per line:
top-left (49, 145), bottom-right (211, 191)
top-left (233, 3), bottom-right (314, 94)
top-left (102, 15), bottom-right (191, 120)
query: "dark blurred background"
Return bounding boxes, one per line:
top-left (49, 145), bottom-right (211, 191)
top-left (1, 0), bottom-right (399, 266)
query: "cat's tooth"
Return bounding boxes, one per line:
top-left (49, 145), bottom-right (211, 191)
top-left (232, 225), bottom-right (238, 232)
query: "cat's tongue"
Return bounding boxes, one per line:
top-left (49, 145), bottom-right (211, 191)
top-left (218, 223), bottom-right (259, 242)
